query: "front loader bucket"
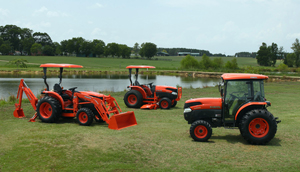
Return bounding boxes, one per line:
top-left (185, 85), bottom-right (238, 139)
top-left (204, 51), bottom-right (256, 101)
top-left (108, 111), bottom-right (137, 130)
top-left (13, 108), bottom-right (25, 118)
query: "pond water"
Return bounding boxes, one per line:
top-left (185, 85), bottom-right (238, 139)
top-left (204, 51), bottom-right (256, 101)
top-left (0, 73), bottom-right (221, 99)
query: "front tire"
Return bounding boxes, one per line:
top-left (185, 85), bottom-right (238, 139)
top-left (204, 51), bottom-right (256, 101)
top-left (124, 90), bottom-right (143, 108)
top-left (159, 97), bottom-right (172, 109)
top-left (239, 109), bottom-right (277, 145)
top-left (190, 120), bottom-right (212, 142)
top-left (76, 108), bottom-right (94, 126)
top-left (36, 96), bottom-right (61, 123)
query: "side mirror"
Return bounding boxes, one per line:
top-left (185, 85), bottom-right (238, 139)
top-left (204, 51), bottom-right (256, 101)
top-left (220, 88), bottom-right (223, 97)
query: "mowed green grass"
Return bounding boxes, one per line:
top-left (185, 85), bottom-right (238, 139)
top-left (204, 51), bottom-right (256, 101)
top-left (0, 81), bottom-right (299, 171)
top-left (0, 55), bottom-right (261, 72)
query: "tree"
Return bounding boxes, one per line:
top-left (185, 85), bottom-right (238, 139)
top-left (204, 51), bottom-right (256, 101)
top-left (33, 32), bottom-right (53, 46)
top-left (133, 42), bottom-right (140, 57)
top-left (22, 37), bottom-right (35, 55)
top-left (269, 42), bottom-right (278, 67)
top-left (43, 45), bottom-right (54, 56)
top-left (284, 53), bottom-right (296, 67)
top-left (225, 58), bottom-right (238, 69)
top-left (106, 42), bottom-right (119, 57)
top-left (60, 40), bottom-right (68, 55)
top-left (80, 40), bottom-right (93, 57)
top-left (119, 44), bottom-right (131, 58)
top-left (256, 42), bottom-right (271, 66)
top-left (212, 57), bottom-right (224, 69)
top-left (92, 39), bottom-right (105, 57)
top-left (140, 42), bottom-right (157, 59)
top-left (180, 55), bottom-right (199, 69)
top-left (30, 43), bottom-right (42, 55)
top-left (0, 43), bottom-right (11, 55)
top-left (291, 38), bottom-right (300, 67)
top-left (0, 25), bottom-right (22, 52)
top-left (53, 42), bottom-right (61, 55)
top-left (199, 54), bottom-right (213, 69)
top-left (66, 37), bottom-right (84, 55)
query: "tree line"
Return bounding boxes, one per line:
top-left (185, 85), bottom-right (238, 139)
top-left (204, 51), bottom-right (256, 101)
top-left (256, 39), bottom-right (300, 67)
top-left (0, 24), bottom-right (158, 59)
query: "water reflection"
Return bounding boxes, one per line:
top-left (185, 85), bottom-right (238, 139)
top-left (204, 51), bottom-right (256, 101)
top-left (0, 73), bottom-right (220, 99)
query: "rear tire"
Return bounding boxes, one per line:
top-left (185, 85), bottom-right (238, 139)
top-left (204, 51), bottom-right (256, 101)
top-left (190, 120), bottom-right (212, 142)
top-left (36, 96), bottom-right (61, 123)
top-left (159, 97), bottom-right (172, 109)
top-left (124, 90), bottom-right (143, 108)
top-left (239, 109), bottom-right (277, 145)
top-left (76, 108), bottom-right (94, 126)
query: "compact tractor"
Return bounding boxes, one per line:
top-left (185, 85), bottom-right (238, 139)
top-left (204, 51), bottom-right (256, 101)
top-left (13, 63), bottom-right (137, 130)
top-left (183, 73), bottom-right (281, 144)
top-left (124, 65), bottom-right (182, 109)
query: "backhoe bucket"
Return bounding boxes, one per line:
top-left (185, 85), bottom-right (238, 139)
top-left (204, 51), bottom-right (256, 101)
top-left (108, 111), bottom-right (137, 130)
top-left (13, 108), bottom-right (25, 118)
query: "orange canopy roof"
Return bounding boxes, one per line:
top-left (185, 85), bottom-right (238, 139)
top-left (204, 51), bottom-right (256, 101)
top-left (126, 65), bottom-right (155, 69)
top-left (39, 63), bottom-right (83, 68)
top-left (221, 73), bottom-right (268, 80)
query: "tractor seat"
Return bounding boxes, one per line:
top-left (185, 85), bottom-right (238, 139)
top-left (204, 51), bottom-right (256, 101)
top-left (53, 83), bottom-right (71, 100)
top-left (134, 80), bottom-right (140, 86)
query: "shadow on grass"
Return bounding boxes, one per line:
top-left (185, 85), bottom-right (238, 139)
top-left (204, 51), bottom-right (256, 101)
top-left (210, 134), bottom-right (282, 146)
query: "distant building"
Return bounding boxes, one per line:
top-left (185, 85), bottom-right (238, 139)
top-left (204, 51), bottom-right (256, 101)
top-left (177, 52), bottom-right (190, 56)
top-left (177, 52), bottom-right (200, 56)
top-left (157, 52), bottom-right (169, 56)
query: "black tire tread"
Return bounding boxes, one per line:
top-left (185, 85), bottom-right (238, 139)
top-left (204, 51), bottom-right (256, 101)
top-left (190, 120), bottom-right (212, 142)
top-left (124, 90), bottom-right (143, 108)
top-left (36, 96), bottom-right (61, 123)
top-left (239, 109), bottom-right (277, 145)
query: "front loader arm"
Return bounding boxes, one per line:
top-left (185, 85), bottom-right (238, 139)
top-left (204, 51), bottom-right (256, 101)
top-left (14, 79), bottom-right (39, 118)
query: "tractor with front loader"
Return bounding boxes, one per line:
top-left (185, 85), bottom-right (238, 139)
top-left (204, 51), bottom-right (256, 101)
top-left (124, 65), bottom-right (182, 110)
top-left (183, 73), bottom-right (281, 144)
top-left (13, 63), bottom-right (137, 130)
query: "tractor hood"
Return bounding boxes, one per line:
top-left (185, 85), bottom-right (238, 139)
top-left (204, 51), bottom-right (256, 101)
top-left (184, 98), bottom-right (222, 110)
top-left (80, 91), bottom-right (106, 99)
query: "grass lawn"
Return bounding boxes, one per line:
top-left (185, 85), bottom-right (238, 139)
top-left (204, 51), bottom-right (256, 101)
top-left (0, 55), bottom-right (265, 71)
top-left (0, 81), bottom-right (300, 171)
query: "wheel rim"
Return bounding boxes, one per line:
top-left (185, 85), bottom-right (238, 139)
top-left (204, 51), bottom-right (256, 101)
top-left (39, 102), bottom-right (52, 119)
top-left (78, 112), bottom-right (88, 123)
top-left (160, 100), bottom-right (169, 108)
top-left (194, 125), bottom-right (208, 138)
top-left (249, 118), bottom-right (269, 138)
top-left (128, 94), bottom-right (137, 105)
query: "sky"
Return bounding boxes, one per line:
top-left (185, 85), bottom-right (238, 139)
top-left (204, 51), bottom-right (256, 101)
top-left (1, 0), bottom-right (299, 55)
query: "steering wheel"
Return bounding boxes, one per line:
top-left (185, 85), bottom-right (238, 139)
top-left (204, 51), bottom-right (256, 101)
top-left (68, 87), bottom-right (77, 92)
top-left (148, 82), bottom-right (154, 87)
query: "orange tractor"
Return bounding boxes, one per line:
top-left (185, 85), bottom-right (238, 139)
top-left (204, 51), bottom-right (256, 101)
top-left (183, 73), bottom-right (281, 144)
top-left (124, 65), bottom-right (182, 109)
top-left (13, 63), bottom-right (137, 130)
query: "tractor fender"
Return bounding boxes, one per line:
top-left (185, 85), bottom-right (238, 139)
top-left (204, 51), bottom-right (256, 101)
top-left (42, 91), bottom-right (65, 109)
top-left (130, 86), bottom-right (147, 99)
top-left (235, 102), bottom-right (267, 120)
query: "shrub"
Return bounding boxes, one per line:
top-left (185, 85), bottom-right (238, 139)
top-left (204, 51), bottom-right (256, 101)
top-left (180, 55), bottom-right (199, 69)
top-left (225, 58), bottom-right (238, 69)
top-left (277, 63), bottom-right (288, 72)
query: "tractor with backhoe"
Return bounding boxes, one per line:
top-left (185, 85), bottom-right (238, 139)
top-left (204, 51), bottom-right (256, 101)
top-left (124, 65), bottom-right (182, 110)
top-left (183, 73), bottom-right (281, 144)
top-left (13, 63), bottom-right (137, 130)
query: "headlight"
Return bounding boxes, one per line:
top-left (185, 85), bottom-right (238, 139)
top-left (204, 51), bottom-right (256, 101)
top-left (172, 92), bottom-right (177, 95)
top-left (184, 108), bottom-right (192, 113)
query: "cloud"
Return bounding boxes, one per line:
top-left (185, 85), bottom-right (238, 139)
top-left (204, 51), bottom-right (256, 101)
top-left (91, 28), bottom-right (107, 36)
top-left (0, 8), bottom-right (9, 16)
top-left (95, 3), bottom-right (103, 8)
top-left (33, 6), bottom-right (69, 17)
